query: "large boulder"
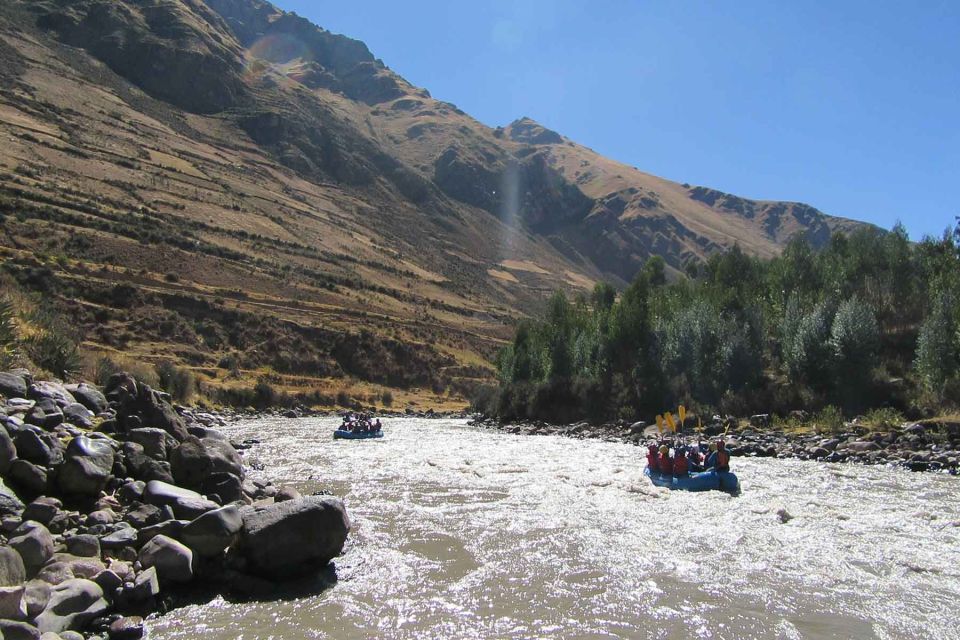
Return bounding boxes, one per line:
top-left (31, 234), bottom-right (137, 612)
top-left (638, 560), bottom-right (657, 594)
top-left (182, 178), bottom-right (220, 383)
top-left (127, 428), bottom-right (177, 461)
top-left (58, 436), bottom-right (115, 497)
top-left (22, 497), bottom-right (63, 526)
top-left (64, 383), bottom-right (107, 414)
top-left (0, 371), bottom-right (28, 398)
top-left (7, 460), bottom-right (48, 499)
top-left (9, 522), bottom-right (55, 576)
top-left (61, 403), bottom-right (94, 429)
top-left (0, 477), bottom-right (26, 515)
top-left (121, 442), bottom-right (175, 484)
top-left (28, 382), bottom-right (76, 408)
top-left (23, 398), bottom-right (64, 430)
top-left (170, 435), bottom-right (243, 491)
top-left (181, 505), bottom-right (242, 557)
top-left (0, 620), bottom-right (40, 640)
top-left (120, 384), bottom-right (189, 442)
top-left (14, 429), bottom-right (63, 466)
top-left (35, 578), bottom-right (109, 634)
top-left (0, 546), bottom-right (27, 586)
top-left (0, 585), bottom-right (27, 619)
top-left (235, 496), bottom-right (350, 579)
top-left (138, 535), bottom-right (193, 583)
top-left (142, 480), bottom-right (218, 519)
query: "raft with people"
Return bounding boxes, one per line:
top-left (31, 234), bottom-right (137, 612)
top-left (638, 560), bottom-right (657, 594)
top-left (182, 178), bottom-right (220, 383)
top-left (334, 413), bottom-right (384, 440)
top-left (644, 439), bottom-right (740, 493)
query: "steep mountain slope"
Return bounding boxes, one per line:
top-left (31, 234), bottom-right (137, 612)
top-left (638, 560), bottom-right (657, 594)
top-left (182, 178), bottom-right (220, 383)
top-left (0, 0), bottom-right (868, 406)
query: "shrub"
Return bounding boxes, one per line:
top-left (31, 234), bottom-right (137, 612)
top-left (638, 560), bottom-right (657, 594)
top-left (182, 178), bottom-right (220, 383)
top-left (813, 405), bottom-right (844, 435)
top-left (862, 407), bottom-right (905, 431)
top-left (23, 329), bottom-right (80, 380)
top-left (156, 360), bottom-right (195, 404)
top-left (0, 296), bottom-right (17, 369)
top-left (381, 389), bottom-right (394, 407)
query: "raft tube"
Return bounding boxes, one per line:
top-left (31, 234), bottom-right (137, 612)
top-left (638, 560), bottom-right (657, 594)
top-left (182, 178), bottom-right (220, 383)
top-left (644, 467), bottom-right (739, 493)
top-left (333, 429), bottom-right (384, 440)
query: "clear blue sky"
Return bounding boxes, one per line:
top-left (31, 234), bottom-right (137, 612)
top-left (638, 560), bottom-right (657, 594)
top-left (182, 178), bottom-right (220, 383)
top-left (273, 1), bottom-right (959, 240)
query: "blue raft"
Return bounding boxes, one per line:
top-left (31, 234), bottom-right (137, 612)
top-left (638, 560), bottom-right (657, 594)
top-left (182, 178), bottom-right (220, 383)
top-left (644, 467), bottom-right (739, 493)
top-left (333, 429), bottom-right (384, 440)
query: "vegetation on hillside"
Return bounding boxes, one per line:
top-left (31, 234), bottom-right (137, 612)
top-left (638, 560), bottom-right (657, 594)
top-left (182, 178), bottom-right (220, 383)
top-left (476, 222), bottom-right (960, 423)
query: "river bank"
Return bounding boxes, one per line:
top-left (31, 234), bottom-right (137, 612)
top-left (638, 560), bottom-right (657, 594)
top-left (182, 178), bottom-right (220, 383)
top-left (468, 415), bottom-right (960, 474)
top-left (0, 369), bottom-right (351, 639)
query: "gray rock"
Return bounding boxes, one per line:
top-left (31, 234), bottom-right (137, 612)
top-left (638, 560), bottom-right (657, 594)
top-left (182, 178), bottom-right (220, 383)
top-left (170, 436), bottom-right (243, 491)
top-left (9, 459), bottom-right (48, 498)
top-left (274, 486), bottom-right (301, 503)
top-left (92, 568), bottom-right (122, 595)
top-left (137, 535), bottom-right (193, 583)
top-left (14, 429), bottom-right (62, 466)
top-left (64, 384), bottom-right (107, 414)
top-left (118, 480), bottom-right (146, 503)
top-left (108, 616), bottom-right (145, 640)
top-left (181, 505), bottom-right (242, 557)
top-left (84, 510), bottom-right (116, 526)
top-left (124, 503), bottom-right (163, 529)
top-left (58, 436), bottom-right (115, 497)
top-left (35, 578), bottom-right (109, 634)
top-left (23, 497), bottom-right (63, 526)
top-left (24, 398), bottom-right (64, 429)
top-left (65, 535), bottom-right (100, 558)
top-left (60, 632), bottom-right (85, 640)
top-left (0, 546), bottom-right (27, 586)
top-left (137, 519), bottom-right (187, 546)
top-left (126, 428), bottom-right (176, 461)
top-left (0, 477), bottom-right (25, 516)
top-left (0, 584), bottom-right (27, 619)
top-left (99, 526), bottom-right (139, 551)
top-left (0, 620), bottom-right (40, 640)
top-left (9, 521), bottom-right (55, 575)
top-left (236, 496), bottom-right (350, 579)
top-left (0, 426), bottom-right (16, 474)
top-left (28, 382), bottom-right (76, 408)
top-left (23, 579), bottom-right (51, 617)
top-left (126, 566), bottom-right (159, 602)
top-left (142, 481), bottom-right (218, 519)
top-left (202, 472), bottom-right (243, 503)
top-left (0, 371), bottom-right (28, 398)
top-left (61, 404), bottom-right (94, 429)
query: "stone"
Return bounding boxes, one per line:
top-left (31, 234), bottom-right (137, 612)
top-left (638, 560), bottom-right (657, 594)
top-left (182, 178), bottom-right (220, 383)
top-left (170, 436), bottom-right (243, 491)
top-left (126, 428), bottom-right (176, 461)
top-left (8, 459), bottom-right (48, 499)
top-left (66, 535), bottom-right (100, 558)
top-left (0, 585), bottom-right (27, 619)
top-left (25, 398), bottom-right (65, 430)
top-left (99, 527), bottom-right (139, 551)
top-left (85, 510), bottom-right (116, 526)
top-left (108, 616), bottom-right (145, 640)
top-left (0, 371), bottom-right (28, 398)
top-left (0, 620), bottom-right (40, 640)
top-left (142, 481), bottom-right (218, 519)
top-left (137, 519), bottom-right (187, 546)
top-left (0, 477), bottom-right (25, 515)
top-left (9, 521), bottom-right (55, 575)
top-left (24, 579), bottom-right (51, 617)
top-left (201, 472), bottom-right (243, 504)
top-left (65, 383), bottom-right (107, 414)
top-left (61, 404), bottom-right (94, 429)
top-left (122, 443), bottom-right (174, 484)
top-left (14, 428), bottom-right (62, 466)
top-left (104, 374), bottom-right (137, 405)
top-left (181, 505), bottom-right (242, 557)
top-left (137, 535), bottom-right (193, 583)
top-left (0, 546), bottom-right (27, 585)
top-left (118, 480), bottom-right (146, 503)
top-left (126, 567), bottom-right (159, 602)
top-left (35, 579), bottom-right (109, 634)
top-left (236, 496), bottom-right (350, 579)
top-left (92, 569), bottom-right (122, 595)
top-left (124, 504), bottom-right (163, 529)
top-left (58, 436), bottom-right (115, 497)
top-left (120, 384), bottom-right (189, 442)
top-left (23, 497), bottom-right (63, 526)
top-left (274, 486), bottom-right (301, 503)
top-left (28, 382), bottom-right (76, 408)
top-left (0, 425), bottom-right (16, 474)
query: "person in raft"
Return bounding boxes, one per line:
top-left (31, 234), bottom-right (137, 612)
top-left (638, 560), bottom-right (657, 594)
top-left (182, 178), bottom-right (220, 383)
top-left (647, 441), bottom-right (728, 476)
top-left (704, 441), bottom-right (731, 473)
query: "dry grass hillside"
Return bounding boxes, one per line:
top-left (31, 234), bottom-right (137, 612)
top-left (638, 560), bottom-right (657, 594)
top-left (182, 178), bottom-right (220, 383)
top-left (0, 0), bottom-right (869, 408)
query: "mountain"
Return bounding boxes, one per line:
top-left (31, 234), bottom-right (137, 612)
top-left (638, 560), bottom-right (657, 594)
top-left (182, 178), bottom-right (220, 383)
top-left (0, 0), bottom-right (869, 407)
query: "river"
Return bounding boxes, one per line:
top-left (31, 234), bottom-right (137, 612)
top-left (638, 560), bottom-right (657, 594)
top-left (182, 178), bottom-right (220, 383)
top-left (147, 417), bottom-right (960, 639)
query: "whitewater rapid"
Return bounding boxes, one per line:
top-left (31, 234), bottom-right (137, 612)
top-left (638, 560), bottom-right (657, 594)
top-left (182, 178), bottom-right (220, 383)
top-left (147, 418), bottom-right (960, 639)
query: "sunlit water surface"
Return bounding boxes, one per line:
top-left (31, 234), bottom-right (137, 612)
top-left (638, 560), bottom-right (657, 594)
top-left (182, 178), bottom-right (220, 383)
top-left (147, 418), bottom-right (960, 639)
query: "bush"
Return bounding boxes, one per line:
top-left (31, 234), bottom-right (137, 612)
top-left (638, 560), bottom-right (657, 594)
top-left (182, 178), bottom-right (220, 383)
top-left (24, 330), bottom-right (80, 380)
top-left (91, 355), bottom-right (158, 388)
top-left (813, 405), bottom-right (844, 435)
top-left (0, 296), bottom-right (17, 369)
top-left (156, 360), bottom-right (195, 404)
top-left (381, 389), bottom-right (394, 407)
top-left (862, 407), bottom-right (905, 431)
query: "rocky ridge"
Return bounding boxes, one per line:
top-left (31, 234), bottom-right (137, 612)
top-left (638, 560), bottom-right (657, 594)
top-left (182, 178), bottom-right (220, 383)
top-left (0, 370), bottom-right (350, 639)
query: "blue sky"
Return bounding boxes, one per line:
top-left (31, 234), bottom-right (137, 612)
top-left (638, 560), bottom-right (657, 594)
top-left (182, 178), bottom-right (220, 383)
top-left (273, 1), bottom-right (959, 240)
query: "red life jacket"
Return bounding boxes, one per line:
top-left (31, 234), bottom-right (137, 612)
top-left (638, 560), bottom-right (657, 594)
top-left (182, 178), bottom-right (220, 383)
top-left (659, 456), bottom-right (673, 474)
top-left (717, 448), bottom-right (730, 470)
top-left (673, 455), bottom-right (689, 475)
top-left (647, 452), bottom-right (658, 469)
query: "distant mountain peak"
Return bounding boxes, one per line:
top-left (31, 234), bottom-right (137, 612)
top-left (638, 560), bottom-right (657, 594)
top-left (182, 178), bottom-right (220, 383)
top-left (504, 117), bottom-right (564, 145)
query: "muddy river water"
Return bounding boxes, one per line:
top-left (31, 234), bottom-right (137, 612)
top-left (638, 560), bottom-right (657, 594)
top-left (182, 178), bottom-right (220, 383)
top-left (147, 418), bottom-right (960, 639)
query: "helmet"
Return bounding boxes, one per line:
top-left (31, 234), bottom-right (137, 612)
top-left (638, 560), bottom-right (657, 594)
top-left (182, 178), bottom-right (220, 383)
top-left (659, 445), bottom-right (669, 455)
top-left (709, 442), bottom-right (718, 452)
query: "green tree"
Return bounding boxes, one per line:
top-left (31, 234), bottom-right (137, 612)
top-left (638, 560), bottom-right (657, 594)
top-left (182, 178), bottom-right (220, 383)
top-left (915, 293), bottom-right (958, 395)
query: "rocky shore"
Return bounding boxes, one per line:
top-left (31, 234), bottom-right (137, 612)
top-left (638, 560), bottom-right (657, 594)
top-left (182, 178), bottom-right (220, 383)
top-left (0, 370), bottom-right (351, 640)
top-left (469, 415), bottom-right (960, 474)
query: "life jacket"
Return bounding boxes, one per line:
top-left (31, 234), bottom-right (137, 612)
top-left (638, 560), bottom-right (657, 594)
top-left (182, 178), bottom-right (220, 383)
top-left (659, 455), bottom-right (673, 474)
top-left (672, 455), bottom-right (689, 475)
top-left (716, 448), bottom-right (730, 471)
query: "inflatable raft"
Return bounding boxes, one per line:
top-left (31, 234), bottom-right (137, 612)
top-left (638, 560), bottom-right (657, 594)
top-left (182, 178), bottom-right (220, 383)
top-left (644, 467), bottom-right (739, 493)
top-left (333, 429), bottom-right (384, 440)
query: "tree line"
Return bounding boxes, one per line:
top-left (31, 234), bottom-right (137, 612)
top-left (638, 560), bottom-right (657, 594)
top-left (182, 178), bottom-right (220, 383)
top-left (475, 222), bottom-right (960, 423)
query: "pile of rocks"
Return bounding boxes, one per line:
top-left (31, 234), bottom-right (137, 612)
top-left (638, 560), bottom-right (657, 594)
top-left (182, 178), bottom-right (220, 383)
top-left (0, 370), bottom-right (350, 639)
